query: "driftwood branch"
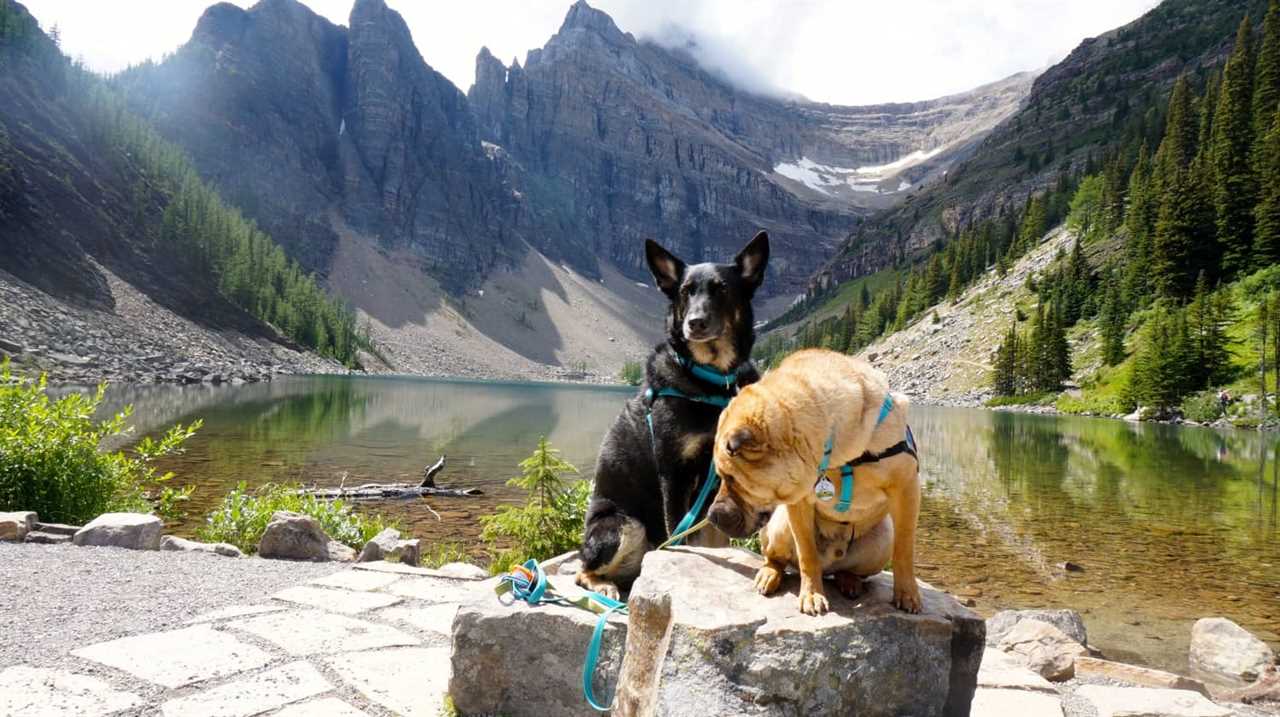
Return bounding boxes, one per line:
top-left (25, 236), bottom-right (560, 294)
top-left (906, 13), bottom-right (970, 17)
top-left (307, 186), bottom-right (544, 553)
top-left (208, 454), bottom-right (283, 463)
top-left (299, 454), bottom-right (482, 500)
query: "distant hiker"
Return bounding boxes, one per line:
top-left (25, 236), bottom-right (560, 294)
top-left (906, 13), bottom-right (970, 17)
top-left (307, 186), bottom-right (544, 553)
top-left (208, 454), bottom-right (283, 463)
top-left (1218, 389), bottom-right (1232, 410)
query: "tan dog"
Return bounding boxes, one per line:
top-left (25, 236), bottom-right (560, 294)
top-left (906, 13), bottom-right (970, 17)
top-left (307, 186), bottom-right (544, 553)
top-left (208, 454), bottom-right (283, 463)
top-left (707, 349), bottom-right (922, 616)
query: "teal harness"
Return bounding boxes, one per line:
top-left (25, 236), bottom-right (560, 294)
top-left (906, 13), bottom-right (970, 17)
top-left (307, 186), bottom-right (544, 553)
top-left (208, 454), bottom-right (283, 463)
top-left (814, 394), bottom-right (917, 514)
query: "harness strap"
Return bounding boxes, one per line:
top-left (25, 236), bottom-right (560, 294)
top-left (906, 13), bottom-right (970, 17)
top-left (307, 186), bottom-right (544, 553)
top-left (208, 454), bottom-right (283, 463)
top-left (817, 393), bottom-right (911, 514)
top-left (675, 354), bottom-right (743, 390)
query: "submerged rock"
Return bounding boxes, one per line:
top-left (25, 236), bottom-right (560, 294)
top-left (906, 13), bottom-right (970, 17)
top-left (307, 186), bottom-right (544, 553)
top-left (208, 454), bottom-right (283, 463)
top-left (986, 608), bottom-right (1088, 647)
top-left (1189, 617), bottom-right (1276, 685)
top-left (72, 513), bottom-right (161, 550)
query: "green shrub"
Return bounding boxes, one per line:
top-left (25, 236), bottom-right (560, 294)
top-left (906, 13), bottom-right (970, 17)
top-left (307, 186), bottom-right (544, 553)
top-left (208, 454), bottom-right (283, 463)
top-left (985, 392), bottom-right (1055, 407)
top-left (197, 481), bottom-right (394, 554)
top-left (1180, 390), bottom-right (1224, 423)
top-left (619, 360), bottom-right (644, 386)
top-left (420, 541), bottom-right (470, 569)
top-left (481, 437), bottom-right (590, 574)
top-left (0, 362), bottom-right (198, 524)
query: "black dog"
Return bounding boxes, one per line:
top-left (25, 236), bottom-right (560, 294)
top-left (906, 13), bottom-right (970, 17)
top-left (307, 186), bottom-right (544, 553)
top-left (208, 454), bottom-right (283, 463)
top-left (575, 231), bottom-right (769, 599)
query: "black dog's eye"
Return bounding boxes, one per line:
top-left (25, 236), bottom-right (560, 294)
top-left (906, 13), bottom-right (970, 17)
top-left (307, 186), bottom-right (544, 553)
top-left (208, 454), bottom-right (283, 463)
top-left (680, 284), bottom-right (692, 297)
top-left (709, 281), bottom-right (724, 294)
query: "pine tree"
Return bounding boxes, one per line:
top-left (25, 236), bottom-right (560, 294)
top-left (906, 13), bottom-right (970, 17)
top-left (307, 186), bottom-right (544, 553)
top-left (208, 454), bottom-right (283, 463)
top-left (1186, 273), bottom-right (1232, 388)
top-left (1255, 108), bottom-right (1280, 267)
top-left (992, 326), bottom-right (1020, 397)
top-left (1151, 76), bottom-right (1208, 298)
top-left (1099, 280), bottom-right (1128, 366)
top-left (1213, 17), bottom-right (1258, 276)
top-left (1253, 0), bottom-right (1280, 143)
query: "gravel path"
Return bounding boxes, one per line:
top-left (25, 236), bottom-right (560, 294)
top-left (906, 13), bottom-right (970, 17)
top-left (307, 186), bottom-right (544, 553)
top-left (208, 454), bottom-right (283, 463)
top-left (0, 543), bottom-right (334, 670)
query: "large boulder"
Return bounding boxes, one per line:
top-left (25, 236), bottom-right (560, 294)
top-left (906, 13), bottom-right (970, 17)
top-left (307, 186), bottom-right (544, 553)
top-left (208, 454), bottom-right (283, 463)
top-left (257, 511), bottom-right (348, 562)
top-left (449, 567), bottom-right (628, 717)
top-left (986, 608), bottom-right (1087, 647)
top-left (1189, 617), bottom-right (1276, 685)
top-left (72, 513), bottom-right (161, 550)
top-left (0, 511), bottom-right (37, 542)
top-left (615, 548), bottom-right (984, 717)
top-left (159, 535), bottom-right (243, 558)
top-left (996, 619), bottom-right (1088, 682)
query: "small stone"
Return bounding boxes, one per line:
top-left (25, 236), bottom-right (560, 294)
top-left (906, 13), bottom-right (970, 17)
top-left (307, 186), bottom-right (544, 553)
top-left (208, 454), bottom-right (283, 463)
top-left (272, 585), bottom-right (401, 615)
top-left (34, 522), bottom-right (82, 536)
top-left (357, 527), bottom-right (401, 563)
top-left (160, 661), bottom-right (330, 717)
top-left (72, 624), bottom-right (272, 688)
top-left (258, 511), bottom-right (336, 561)
top-left (986, 608), bottom-right (1088, 646)
top-left (1075, 657), bottom-right (1209, 695)
top-left (434, 562), bottom-right (487, 580)
top-left (0, 665), bottom-right (142, 716)
top-left (0, 511), bottom-right (36, 541)
top-left (328, 540), bottom-right (356, 562)
top-left (996, 619), bottom-right (1088, 681)
top-left (160, 535), bottom-right (244, 558)
top-left (228, 610), bottom-right (418, 656)
top-left (328, 647), bottom-right (449, 716)
top-left (24, 530), bottom-right (71, 544)
top-left (1076, 685), bottom-right (1231, 717)
top-left (1189, 617), bottom-right (1277, 685)
top-left (971, 688), bottom-right (1063, 716)
top-left (72, 513), bottom-right (162, 550)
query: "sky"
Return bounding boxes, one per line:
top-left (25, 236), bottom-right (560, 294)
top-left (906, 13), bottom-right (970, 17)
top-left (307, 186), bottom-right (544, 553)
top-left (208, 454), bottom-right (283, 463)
top-left (22, 0), bottom-right (1160, 105)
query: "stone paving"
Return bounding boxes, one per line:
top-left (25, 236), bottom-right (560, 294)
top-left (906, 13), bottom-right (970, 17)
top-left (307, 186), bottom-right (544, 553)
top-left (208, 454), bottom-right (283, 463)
top-left (0, 561), bottom-right (487, 716)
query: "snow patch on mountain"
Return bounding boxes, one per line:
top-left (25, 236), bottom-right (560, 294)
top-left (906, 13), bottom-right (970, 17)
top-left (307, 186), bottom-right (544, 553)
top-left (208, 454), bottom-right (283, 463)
top-left (773, 148), bottom-right (942, 197)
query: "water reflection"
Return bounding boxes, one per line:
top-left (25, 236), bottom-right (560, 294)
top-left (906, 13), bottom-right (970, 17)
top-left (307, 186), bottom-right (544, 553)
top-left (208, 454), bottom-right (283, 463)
top-left (104, 378), bottom-right (1278, 673)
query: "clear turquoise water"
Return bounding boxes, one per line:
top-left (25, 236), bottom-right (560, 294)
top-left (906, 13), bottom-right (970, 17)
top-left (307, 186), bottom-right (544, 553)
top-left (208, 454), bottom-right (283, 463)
top-left (106, 375), bottom-right (1279, 673)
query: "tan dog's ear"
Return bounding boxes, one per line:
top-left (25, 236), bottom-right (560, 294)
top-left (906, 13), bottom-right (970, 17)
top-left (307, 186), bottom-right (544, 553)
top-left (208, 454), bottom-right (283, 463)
top-left (726, 426), bottom-right (760, 457)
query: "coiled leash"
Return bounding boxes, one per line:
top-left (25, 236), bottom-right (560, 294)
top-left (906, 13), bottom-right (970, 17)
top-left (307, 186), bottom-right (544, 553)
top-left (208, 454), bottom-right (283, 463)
top-left (497, 356), bottom-right (741, 711)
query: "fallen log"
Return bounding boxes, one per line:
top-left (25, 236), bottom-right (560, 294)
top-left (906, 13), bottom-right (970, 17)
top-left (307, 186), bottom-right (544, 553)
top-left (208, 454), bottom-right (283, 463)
top-left (300, 454), bottom-right (482, 500)
top-left (301, 483), bottom-right (483, 500)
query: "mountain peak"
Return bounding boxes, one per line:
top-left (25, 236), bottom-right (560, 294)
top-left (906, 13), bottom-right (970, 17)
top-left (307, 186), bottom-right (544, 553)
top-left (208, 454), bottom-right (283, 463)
top-left (558, 0), bottom-right (624, 39)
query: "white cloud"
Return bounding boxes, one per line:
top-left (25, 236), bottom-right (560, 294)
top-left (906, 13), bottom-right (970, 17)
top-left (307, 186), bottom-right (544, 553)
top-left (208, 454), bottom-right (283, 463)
top-left (22, 0), bottom-right (1158, 105)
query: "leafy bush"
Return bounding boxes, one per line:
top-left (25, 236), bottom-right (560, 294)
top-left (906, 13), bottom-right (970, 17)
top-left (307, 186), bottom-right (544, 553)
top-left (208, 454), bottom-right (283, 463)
top-left (1056, 392), bottom-right (1133, 416)
top-left (619, 360), bottom-right (644, 386)
top-left (481, 437), bottom-right (590, 573)
top-left (197, 481), bottom-right (394, 554)
top-left (1180, 390), bottom-right (1224, 423)
top-left (0, 362), bottom-right (198, 524)
top-left (420, 542), bottom-right (471, 569)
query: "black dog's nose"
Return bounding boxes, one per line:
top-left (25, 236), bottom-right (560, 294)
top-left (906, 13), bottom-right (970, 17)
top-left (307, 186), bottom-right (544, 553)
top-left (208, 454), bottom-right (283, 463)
top-left (687, 316), bottom-right (708, 333)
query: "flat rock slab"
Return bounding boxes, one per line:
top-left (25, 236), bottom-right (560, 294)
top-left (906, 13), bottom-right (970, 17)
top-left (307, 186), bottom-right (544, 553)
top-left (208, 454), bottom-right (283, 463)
top-left (614, 548), bottom-right (985, 717)
top-left (971, 687), bottom-right (1063, 716)
top-left (273, 697), bottom-right (369, 716)
top-left (228, 609), bottom-right (419, 656)
top-left (328, 647), bottom-right (449, 716)
top-left (1075, 657), bottom-right (1209, 695)
top-left (378, 604), bottom-right (460, 636)
top-left (272, 585), bottom-right (402, 614)
top-left (1076, 685), bottom-right (1233, 717)
top-left (978, 648), bottom-right (1057, 693)
top-left (450, 572), bottom-right (628, 717)
top-left (187, 604), bottom-right (288, 624)
top-left (387, 576), bottom-right (481, 603)
top-left (0, 665), bottom-right (142, 716)
top-left (160, 661), bottom-right (330, 717)
top-left (352, 561), bottom-right (435, 576)
top-left (25, 530), bottom-right (72, 544)
top-left (72, 512), bottom-right (162, 550)
top-left (0, 511), bottom-right (36, 541)
top-left (309, 570), bottom-right (403, 592)
top-left (72, 624), bottom-right (272, 688)
top-left (160, 535), bottom-right (243, 558)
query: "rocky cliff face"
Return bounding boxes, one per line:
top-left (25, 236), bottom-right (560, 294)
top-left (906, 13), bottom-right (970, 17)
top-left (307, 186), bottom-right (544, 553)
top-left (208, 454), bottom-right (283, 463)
top-left (813, 0), bottom-right (1265, 289)
top-left (119, 0), bottom-right (524, 291)
top-left (468, 1), bottom-right (1034, 291)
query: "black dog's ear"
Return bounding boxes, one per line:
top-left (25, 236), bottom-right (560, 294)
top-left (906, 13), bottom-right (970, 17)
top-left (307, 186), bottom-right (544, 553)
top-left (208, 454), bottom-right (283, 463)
top-left (645, 239), bottom-right (686, 296)
top-left (726, 426), bottom-right (759, 457)
top-left (735, 231), bottom-right (770, 292)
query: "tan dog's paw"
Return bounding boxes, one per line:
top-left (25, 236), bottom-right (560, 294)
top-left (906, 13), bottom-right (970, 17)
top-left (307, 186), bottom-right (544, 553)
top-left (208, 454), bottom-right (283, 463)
top-left (798, 589), bottom-right (830, 616)
top-left (754, 564), bottom-right (783, 596)
top-left (834, 571), bottom-right (864, 599)
top-left (576, 572), bottom-right (620, 601)
top-left (893, 582), bottom-right (922, 613)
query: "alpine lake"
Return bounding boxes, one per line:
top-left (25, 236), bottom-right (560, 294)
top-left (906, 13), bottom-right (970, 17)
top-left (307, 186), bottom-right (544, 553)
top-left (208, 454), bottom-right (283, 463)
top-left (98, 374), bottom-right (1279, 674)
